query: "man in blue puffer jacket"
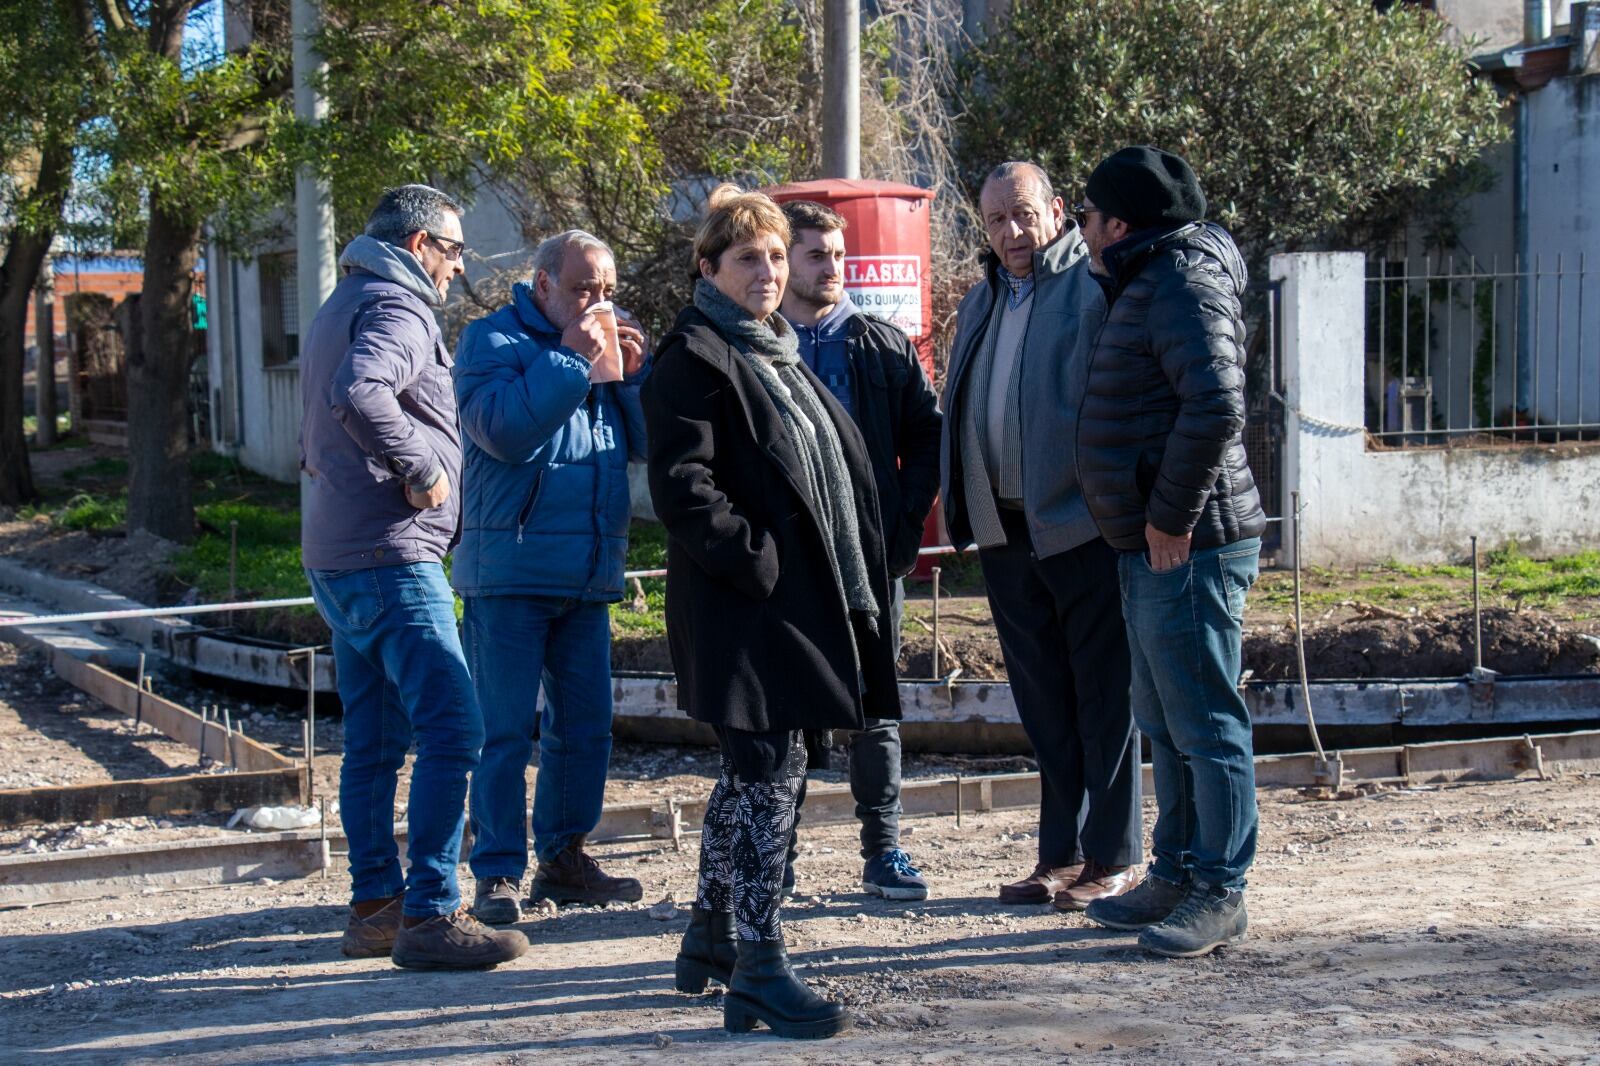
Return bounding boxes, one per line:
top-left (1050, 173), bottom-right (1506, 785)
top-left (453, 230), bottom-right (648, 921)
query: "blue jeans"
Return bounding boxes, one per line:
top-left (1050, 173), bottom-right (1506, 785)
top-left (1118, 537), bottom-right (1260, 892)
top-left (463, 595), bottom-right (614, 875)
top-left (306, 562), bottom-right (483, 918)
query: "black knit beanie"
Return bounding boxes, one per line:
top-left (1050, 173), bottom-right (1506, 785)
top-left (1085, 146), bottom-right (1206, 231)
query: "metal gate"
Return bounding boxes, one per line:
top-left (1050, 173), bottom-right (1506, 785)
top-left (1243, 279), bottom-right (1285, 552)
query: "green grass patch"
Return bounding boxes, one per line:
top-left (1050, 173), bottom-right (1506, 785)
top-left (611, 520), bottom-right (669, 636)
top-left (1484, 543), bottom-right (1600, 604)
top-left (173, 500), bottom-right (311, 606)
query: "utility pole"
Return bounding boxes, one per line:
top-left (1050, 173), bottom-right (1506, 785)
top-left (822, 0), bottom-right (861, 179)
top-left (34, 253), bottom-right (57, 447)
top-left (292, 0), bottom-right (337, 338)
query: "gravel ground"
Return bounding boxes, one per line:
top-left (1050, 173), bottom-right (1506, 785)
top-left (1, 774), bottom-right (1597, 1064)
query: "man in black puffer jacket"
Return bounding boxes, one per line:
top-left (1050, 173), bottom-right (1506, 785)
top-left (1074, 146), bottom-right (1266, 959)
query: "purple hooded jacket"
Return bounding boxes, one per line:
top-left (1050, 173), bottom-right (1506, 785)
top-left (299, 236), bottom-right (462, 570)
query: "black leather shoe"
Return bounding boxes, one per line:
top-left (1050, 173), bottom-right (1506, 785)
top-left (674, 907), bottom-right (736, 993)
top-left (723, 940), bottom-right (851, 1039)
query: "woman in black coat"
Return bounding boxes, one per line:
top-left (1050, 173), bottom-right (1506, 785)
top-left (642, 184), bottom-right (900, 1040)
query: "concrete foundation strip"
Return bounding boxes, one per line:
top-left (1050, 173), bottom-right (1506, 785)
top-left (7, 557), bottom-right (1600, 731)
top-left (609, 673), bottom-right (1600, 729)
top-left (4, 727), bottom-right (1596, 908)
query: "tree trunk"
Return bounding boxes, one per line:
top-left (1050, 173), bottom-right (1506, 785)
top-left (35, 255), bottom-right (58, 448)
top-left (0, 137), bottom-right (72, 506)
top-left (126, 196), bottom-right (201, 542)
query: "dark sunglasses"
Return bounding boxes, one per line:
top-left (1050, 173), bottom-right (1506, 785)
top-left (425, 233), bottom-right (467, 261)
top-left (1069, 202), bottom-right (1103, 227)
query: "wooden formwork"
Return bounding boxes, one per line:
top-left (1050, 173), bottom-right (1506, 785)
top-left (0, 650), bottom-right (303, 829)
top-left (5, 728), bottom-right (1597, 908)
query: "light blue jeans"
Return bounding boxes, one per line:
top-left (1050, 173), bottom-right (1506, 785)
top-left (306, 562), bottom-right (483, 918)
top-left (1119, 537), bottom-right (1260, 891)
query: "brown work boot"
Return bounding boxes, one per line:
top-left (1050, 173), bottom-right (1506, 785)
top-left (341, 893), bottom-right (403, 958)
top-left (528, 836), bottom-right (644, 906)
top-left (391, 907), bottom-right (529, 970)
top-left (998, 862), bottom-right (1084, 905)
top-left (1052, 861), bottom-right (1138, 912)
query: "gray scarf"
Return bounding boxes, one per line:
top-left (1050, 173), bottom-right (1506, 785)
top-left (693, 279), bottom-right (879, 633)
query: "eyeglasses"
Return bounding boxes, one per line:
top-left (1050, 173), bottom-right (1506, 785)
top-left (425, 233), bottom-right (467, 261)
top-left (1069, 202), bottom-right (1102, 227)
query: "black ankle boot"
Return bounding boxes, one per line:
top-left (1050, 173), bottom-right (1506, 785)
top-left (674, 907), bottom-right (736, 993)
top-left (723, 940), bottom-right (850, 1039)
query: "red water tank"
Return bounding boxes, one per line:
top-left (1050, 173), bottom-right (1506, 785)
top-left (764, 179), bottom-right (935, 381)
top-left (765, 178), bottom-right (948, 571)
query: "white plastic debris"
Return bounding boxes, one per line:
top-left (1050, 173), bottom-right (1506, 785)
top-left (227, 805), bottom-right (322, 830)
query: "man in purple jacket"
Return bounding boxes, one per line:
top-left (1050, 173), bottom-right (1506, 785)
top-left (299, 185), bottom-right (526, 970)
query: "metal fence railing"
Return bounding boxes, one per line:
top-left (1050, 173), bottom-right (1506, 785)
top-left (1365, 256), bottom-right (1600, 445)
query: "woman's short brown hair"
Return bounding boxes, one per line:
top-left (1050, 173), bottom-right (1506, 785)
top-left (692, 183), bottom-right (792, 275)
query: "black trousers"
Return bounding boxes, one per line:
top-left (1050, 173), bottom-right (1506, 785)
top-left (789, 579), bottom-right (906, 864)
top-left (978, 509), bottom-right (1142, 868)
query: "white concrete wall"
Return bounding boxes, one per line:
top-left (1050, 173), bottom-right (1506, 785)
top-left (1275, 251), bottom-right (1600, 566)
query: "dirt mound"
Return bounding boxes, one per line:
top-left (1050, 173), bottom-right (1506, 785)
top-left (1245, 607), bottom-right (1600, 680)
top-left (611, 631), bottom-right (1013, 681)
top-left (612, 633), bottom-right (674, 673)
top-left (0, 521), bottom-right (179, 606)
top-left (898, 633), bottom-right (1009, 680)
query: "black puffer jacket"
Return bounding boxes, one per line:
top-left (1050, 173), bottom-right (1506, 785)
top-left (1076, 222), bottom-right (1266, 552)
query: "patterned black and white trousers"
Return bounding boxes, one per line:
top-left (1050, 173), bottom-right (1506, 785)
top-left (695, 727), bottom-right (808, 942)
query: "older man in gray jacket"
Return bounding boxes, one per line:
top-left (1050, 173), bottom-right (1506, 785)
top-left (300, 184), bottom-right (526, 971)
top-left (940, 161), bottom-right (1141, 911)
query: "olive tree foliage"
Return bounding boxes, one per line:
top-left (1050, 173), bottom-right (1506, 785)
top-left (94, 0), bottom-right (293, 542)
top-left (305, 0), bottom-right (831, 336)
top-left (953, 0), bottom-right (1508, 268)
top-left (0, 0), bottom-right (97, 505)
top-left (306, 0), bottom-right (976, 341)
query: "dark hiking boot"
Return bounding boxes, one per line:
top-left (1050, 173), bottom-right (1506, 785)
top-left (723, 940), bottom-right (852, 1039)
top-left (391, 908), bottom-right (529, 970)
top-left (470, 876), bottom-right (522, 926)
top-left (1084, 872), bottom-right (1189, 930)
top-left (1138, 883), bottom-right (1248, 958)
top-left (674, 907), bottom-right (737, 993)
top-left (862, 848), bottom-right (930, 901)
top-left (341, 894), bottom-right (403, 958)
top-left (528, 837), bottom-right (644, 906)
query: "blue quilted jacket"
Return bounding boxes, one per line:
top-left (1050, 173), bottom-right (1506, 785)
top-left (450, 282), bottom-right (646, 601)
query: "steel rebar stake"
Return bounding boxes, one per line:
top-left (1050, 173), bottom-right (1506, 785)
top-left (1472, 535), bottom-right (1483, 672)
top-left (305, 649), bottom-right (317, 805)
top-left (223, 707), bottom-right (234, 768)
top-left (931, 565), bottom-right (943, 681)
top-left (134, 653), bottom-right (146, 728)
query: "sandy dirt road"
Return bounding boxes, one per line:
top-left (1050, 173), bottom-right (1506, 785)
top-left (2, 773), bottom-right (1597, 1065)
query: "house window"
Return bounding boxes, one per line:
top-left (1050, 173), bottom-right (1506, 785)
top-left (260, 252), bottom-right (299, 366)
